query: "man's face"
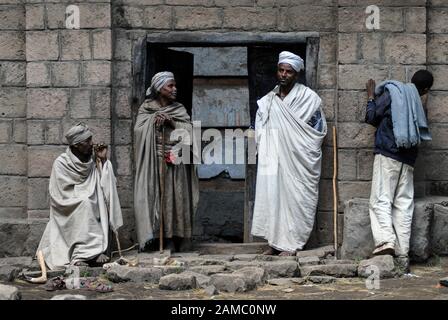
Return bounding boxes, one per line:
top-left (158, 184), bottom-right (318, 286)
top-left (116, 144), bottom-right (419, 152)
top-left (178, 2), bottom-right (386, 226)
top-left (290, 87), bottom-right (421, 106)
top-left (159, 79), bottom-right (177, 101)
top-left (74, 136), bottom-right (93, 156)
top-left (277, 63), bottom-right (298, 87)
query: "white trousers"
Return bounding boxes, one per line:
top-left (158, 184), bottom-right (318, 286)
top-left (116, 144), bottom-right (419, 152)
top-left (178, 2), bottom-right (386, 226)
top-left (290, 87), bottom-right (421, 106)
top-left (369, 154), bottom-right (414, 256)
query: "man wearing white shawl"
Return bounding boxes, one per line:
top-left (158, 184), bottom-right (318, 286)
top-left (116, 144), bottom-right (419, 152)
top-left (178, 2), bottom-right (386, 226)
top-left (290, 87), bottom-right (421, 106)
top-left (36, 123), bottom-right (123, 269)
top-left (134, 72), bottom-right (199, 253)
top-left (251, 51), bottom-right (327, 256)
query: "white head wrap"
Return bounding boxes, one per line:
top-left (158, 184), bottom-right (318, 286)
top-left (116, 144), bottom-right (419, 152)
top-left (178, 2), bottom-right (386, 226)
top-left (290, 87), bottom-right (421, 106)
top-left (278, 51), bottom-right (304, 72)
top-left (65, 122), bottom-right (93, 145)
top-left (146, 71), bottom-right (175, 96)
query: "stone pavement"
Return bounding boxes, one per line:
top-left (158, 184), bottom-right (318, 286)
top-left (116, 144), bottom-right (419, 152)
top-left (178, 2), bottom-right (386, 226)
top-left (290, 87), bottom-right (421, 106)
top-left (1, 244), bottom-right (448, 300)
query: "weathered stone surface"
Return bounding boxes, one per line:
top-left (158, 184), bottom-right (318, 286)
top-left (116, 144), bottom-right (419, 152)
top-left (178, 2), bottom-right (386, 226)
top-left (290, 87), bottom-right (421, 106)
top-left (26, 62), bottom-right (51, 87)
top-left (153, 265), bottom-right (186, 275)
top-left (0, 88), bottom-right (26, 118)
top-left (0, 256), bottom-right (32, 268)
top-left (384, 34), bottom-right (426, 65)
top-left (233, 254), bottom-right (258, 262)
top-left (92, 30), bottom-right (112, 60)
top-left (60, 30), bottom-right (91, 60)
top-left (210, 273), bottom-right (247, 293)
top-left (1, 62), bottom-right (26, 86)
top-left (174, 7), bottom-right (222, 30)
top-left (26, 31), bottom-right (59, 61)
top-left (82, 61), bottom-right (111, 86)
top-left (267, 278), bottom-right (302, 286)
top-left (0, 284), bottom-right (20, 300)
top-left (300, 264), bottom-right (358, 278)
top-left (0, 265), bottom-right (22, 282)
top-left (26, 4), bottom-right (45, 30)
top-left (298, 256), bottom-right (320, 266)
top-left (223, 7), bottom-right (277, 31)
top-left (181, 271), bottom-right (211, 288)
top-left (0, 145), bottom-right (27, 175)
top-left (234, 267), bottom-right (266, 289)
top-left (279, 6), bottom-right (335, 31)
top-left (0, 177), bottom-right (27, 208)
top-left (262, 261), bottom-right (300, 279)
top-left (308, 276), bottom-right (336, 284)
top-left (27, 89), bottom-right (69, 119)
top-left (28, 146), bottom-right (65, 177)
top-left (410, 198), bottom-right (443, 262)
top-left (51, 294), bottom-right (87, 300)
top-left (51, 62), bottom-right (80, 87)
top-left (159, 273), bottom-right (198, 290)
top-left (194, 242), bottom-right (269, 255)
top-left (188, 265), bottom-right (226, 275)
top-left (431, 204), bottom-right (448, 256)
top-left (358, 255), bottom-right (399, 279)
top-left (204, 285), bottom-right (218, 296)
top-left (321, 259), bottom-right (357, 265)
top-left (341, 198), bottom-right (374, 260)
top-left (106, 265), bottom-right (163, 283)
top-left (338, 65), bottom-right (389, 90)
top-left (0, 31), bottom-right (24, 60)
top-left (297, 245), bottom-right (335, 259)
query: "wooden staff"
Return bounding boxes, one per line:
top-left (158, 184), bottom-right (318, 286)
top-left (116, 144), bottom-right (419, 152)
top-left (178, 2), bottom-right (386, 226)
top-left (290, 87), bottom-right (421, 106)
top-left (332, 126), bottom-right (338, 258)
top-left (159, 126), bottom-right (166, 253)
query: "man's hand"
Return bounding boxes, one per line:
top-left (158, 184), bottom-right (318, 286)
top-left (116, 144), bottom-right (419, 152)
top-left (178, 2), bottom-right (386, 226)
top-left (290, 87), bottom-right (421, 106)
top-left (366, 79), bottom-right (376, 100)
top-left (94, 143), bottom-right (108, 163)
top-left (155, 113), bottom-right (175, 127)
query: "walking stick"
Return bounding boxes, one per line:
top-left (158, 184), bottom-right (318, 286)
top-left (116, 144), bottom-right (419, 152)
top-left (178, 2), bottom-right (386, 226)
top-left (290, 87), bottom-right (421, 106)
top-left (159, 126), bottom-right (166, 253)
top-left (332, 126), bottom-right (338, 259)
top-left (95, 147), bottom-right (124, 259)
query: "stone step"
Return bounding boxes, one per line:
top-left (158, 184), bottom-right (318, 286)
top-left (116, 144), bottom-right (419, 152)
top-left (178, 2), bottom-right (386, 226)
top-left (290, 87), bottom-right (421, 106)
top-left (193, 242), bottom-right (270, 255)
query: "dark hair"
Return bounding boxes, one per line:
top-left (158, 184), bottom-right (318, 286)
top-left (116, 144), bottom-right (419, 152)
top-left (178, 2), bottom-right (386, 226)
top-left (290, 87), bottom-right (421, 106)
top-left (411, 70), bottom-right (434, 95)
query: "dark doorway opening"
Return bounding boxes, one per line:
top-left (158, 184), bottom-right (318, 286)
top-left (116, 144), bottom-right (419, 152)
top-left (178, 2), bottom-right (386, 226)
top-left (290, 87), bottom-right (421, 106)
top-left (131, 34), bottom-right (318, 244)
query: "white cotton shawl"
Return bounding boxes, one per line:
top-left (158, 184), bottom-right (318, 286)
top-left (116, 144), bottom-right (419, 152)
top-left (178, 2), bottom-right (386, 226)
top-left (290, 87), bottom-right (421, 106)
top-left (251, 83), bottom-right (327, 252)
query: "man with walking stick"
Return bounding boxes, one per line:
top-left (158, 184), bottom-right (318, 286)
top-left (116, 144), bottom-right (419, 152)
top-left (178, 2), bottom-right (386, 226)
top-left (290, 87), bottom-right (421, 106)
top-left (134, 72), bottom-right (199, 253)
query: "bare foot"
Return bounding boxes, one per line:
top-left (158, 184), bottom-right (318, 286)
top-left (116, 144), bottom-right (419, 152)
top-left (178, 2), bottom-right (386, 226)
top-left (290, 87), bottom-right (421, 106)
top-left (262, 247), bottom-right (278, 255)
top-left (73, 261), bottom-right (89, 267)
top-left (279, 251), bottom-right (295, 256)
top-left (95, 254), bottom-right (110, 264)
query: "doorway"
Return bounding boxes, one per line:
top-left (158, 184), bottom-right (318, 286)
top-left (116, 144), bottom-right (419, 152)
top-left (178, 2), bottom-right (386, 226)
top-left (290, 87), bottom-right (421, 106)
top-left (131, 33), bottom-right (319, 243)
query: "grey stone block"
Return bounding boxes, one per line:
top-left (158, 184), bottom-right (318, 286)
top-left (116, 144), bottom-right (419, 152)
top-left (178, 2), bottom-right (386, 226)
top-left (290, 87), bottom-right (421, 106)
top-left (358, 255), bottom-right (400, 279)
top-left (159, 273), bottom-right (198, 290)
top-left (431, 204), bottom-right (448, 256)
top-left (0, 284), bottom-right (20, 300)
top-left (340, 198), bottom-right (374, 260)
top-left (210, 273), bottom-right (247, 293)
top-left (300, 264), bottom-right (358, 278)
top-left (106, 265), bottom-right (163, 283)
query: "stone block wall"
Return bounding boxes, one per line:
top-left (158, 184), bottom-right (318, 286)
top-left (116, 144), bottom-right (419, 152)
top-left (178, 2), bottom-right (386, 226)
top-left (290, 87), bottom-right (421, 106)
top-left (25, 0), bottom-right (113, 225)
top-left (427, 0), bottom-right (448, 196)
top-left (336, 0), bottom-right (431, 237)
top-left (0, 1), bottom-right (27, 221)
top-left (1, 0), bottom-right (448, 256)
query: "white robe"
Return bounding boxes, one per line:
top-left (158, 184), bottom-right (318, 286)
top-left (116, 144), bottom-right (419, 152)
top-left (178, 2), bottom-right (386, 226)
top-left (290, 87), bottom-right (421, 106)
top-left (251, 83), bottom-right (327, 252)
top-left (37, 147), bottom-right (123, 270)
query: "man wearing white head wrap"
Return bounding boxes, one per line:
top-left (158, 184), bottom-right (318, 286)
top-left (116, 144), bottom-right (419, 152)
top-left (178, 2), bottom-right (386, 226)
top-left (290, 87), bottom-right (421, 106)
top-left (251, 51), bottom-right (327, 256)
top-left (278, 51), bottom-right (304, 72)
top-left (36, 123), bottom-right (123, 269)
top-left (135, 71), bottom-right (199, 252)
top-left (146, 71), bottom-right (175, 97)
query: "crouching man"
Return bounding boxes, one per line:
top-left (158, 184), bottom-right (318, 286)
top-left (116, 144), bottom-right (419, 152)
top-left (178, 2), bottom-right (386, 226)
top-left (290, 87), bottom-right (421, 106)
top-left (37, 123), bottom-right (123, 270)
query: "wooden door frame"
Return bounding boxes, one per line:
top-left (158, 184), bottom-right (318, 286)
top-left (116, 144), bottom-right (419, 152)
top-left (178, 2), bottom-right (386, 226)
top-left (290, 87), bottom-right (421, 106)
top-left (130, 32), bottom-right (321, 243)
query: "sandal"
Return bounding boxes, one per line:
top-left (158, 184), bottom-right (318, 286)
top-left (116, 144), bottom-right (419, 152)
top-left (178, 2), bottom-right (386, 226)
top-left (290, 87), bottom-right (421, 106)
top-left (43, 276), bottom-right (66, 291)
top-left (79, 279), bottom-right (113, 293)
